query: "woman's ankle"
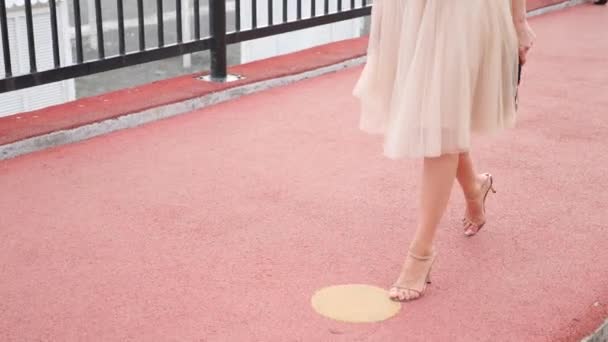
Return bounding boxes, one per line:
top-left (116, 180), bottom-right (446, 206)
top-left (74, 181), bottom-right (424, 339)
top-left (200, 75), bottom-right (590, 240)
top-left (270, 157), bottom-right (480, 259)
top-left (464, 174), bottom-right (487, 201)
top-left (408, 242), bottom-right (434, 258)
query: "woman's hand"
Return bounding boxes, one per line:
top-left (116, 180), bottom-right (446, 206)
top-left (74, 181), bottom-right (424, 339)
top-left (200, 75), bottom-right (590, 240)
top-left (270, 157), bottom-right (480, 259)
top-left (515, 20), bottom-right (536, 65)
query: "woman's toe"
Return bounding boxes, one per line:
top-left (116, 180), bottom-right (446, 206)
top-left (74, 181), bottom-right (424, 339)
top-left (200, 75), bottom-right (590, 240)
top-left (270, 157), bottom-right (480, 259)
top-left (389, 287), bottom-right (421, 301)
top-left (406, 290), bottom-right (420, 301)
top-left (464, 225), bottom-right (476, 236)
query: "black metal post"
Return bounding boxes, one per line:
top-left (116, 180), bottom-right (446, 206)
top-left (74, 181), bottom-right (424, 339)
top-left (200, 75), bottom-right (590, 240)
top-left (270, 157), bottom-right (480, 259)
top-left (49, 0), bottom-right (61, 68)
top-left (234, 0), bottom-right (240, 31)
top-left (282, 0), bottom-right (287, 23)
top-left (297, 0), bottom-right (302, 19)
top-left (194, 0), bottom-right (200, 39)
top-left (24, 0), bottom-right (37, 72)
top-left (94, 0), bottom-right (105, 58)
top-left (0, 0), bottom-right (13, 77)
top-left (209, 0), bottom-right (227, 80)
top-left (157, 0), bottom-right (164, 47)
top-left (252, 0), bottom-right (257, 28)
top-left (73, 0), bottom-right (84, 62)
top-left (117, 0), bottom-right (125, 55)
top-left (268, 0), bottom-right (273, 26)
top-left (137, 0), bottom-right (145, 51)
top-left (176, 0), bottom-right (183, 43)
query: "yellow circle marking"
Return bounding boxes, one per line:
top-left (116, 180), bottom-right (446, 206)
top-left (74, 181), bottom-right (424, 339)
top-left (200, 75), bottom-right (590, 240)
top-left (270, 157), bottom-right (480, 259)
top-left (311, 284), bottom-right (401, 323)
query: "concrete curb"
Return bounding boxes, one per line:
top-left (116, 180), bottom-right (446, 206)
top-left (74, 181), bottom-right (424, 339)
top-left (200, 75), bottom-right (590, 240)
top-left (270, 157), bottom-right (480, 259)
top-left (582, 320), bottom-right (608, 342)
top-left (529, 0), bottom-right (590, 16)
top-left (0, 0), bottom-right (592, 160)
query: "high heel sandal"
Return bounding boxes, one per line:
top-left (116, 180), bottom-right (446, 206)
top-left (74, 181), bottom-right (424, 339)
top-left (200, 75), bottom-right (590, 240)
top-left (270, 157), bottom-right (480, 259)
top-left (462, 173), bottom-right (496, 237)
top-left (388, 250), bottom-right (436, 302)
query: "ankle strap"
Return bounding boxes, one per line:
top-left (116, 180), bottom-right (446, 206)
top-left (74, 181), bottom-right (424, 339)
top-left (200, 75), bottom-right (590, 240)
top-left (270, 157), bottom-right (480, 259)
top-left (408, 250), bottom-right (435, 261)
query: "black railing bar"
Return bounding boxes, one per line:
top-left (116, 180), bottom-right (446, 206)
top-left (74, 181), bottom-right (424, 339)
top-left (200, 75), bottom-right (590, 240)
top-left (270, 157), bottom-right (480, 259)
top-left (235, 0), bottom-right (240, 31)
top-left (0, 0), bottom-right (12, 77)
top-left (252, 0), bottom-right (257, 28)
top-left (282, 0), bottom-right (287, 23)
top-left (157, 0), bottom-right (164, 47)
top-left (324, 0), bottom-right (328, 15)
top-left (176, 0), bottom-right (182, 43)
top-left (24, 0), bottom-right (37, 72)
top-left (0, 38), bottom-right (213, 94)
top-left (94, 0), bottom-right (105, 58)
top-left (137, 0), bottom-right (145, 50)
top-left (117, 0), bottom-right (125, 55)
top-left (227, 6), bottom-right (371, 43)
top-left (268, 0), bottom-right (273, 26)
top-left (49, 0), bottom-right (61, 67)
top-left (337, 0), bottom-right (342, 12)
top-left (297, 0), bottom-right (301, 20)
top-left (194, 0), bottom-right (201, 39)
top-left (351, 0), bottom-right (354, 9)
top-left (311, 0), bottom-right (315, 18)
top-left (73, 0), bottom-right (84, 62)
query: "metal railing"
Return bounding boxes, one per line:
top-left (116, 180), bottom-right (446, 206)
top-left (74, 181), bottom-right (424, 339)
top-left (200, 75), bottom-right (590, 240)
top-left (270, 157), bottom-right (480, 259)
top-left (0, 0), bottom-right (371, 94)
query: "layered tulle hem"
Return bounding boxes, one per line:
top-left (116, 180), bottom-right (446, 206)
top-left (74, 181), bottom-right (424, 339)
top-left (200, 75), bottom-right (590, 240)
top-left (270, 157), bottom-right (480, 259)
top-left (354, 0), bottom-right (519, 159)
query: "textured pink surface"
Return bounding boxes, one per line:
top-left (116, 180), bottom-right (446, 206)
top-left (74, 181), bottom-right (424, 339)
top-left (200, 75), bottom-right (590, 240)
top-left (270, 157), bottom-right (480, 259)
top-left (0, 38), bottom-right (368, 146)
top-left (1, 4), bottom-right (607, 342)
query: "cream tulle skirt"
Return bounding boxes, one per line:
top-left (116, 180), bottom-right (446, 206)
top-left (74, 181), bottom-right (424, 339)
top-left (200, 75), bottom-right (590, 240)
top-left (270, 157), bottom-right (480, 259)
top-left (353, 0), bottom-right (520, 159)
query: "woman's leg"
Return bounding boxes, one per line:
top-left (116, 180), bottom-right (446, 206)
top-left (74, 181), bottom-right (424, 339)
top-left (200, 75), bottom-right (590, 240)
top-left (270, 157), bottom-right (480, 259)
top-left (456, 152), bottom-right (489, 231)
top-left (410, 154), bottom-right (460, 256)
top-left (390, 153), bottom-right (458, 300)
top-left (456, 152), bottom-right (484, 200)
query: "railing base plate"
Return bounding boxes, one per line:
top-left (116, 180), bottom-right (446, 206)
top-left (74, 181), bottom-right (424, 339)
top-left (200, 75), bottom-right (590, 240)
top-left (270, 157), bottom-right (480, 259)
top-left (199, 74), bottom-right (243, 83)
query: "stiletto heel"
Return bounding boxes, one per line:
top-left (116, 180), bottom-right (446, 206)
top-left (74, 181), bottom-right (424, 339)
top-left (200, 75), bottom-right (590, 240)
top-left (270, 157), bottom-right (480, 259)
top-left (462, 173), bottom-right (495, 237)
top-left (389, 250), bottom-right (436, 302)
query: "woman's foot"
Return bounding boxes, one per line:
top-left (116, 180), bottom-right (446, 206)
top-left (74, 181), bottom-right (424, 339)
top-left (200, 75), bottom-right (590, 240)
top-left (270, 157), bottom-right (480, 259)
top-left (462, 173), bottom-right (496, 236)
top-left (388, 250), bottom-right (436, 302)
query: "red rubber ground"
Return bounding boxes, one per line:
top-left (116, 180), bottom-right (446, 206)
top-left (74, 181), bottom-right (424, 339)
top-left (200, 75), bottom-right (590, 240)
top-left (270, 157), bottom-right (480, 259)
top-left (1, 4), bottom-right (607, 342)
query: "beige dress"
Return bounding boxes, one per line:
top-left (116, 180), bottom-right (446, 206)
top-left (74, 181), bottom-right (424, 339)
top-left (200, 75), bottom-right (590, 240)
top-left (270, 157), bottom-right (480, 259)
top-left (353, 0), bottom-right (520, 159)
